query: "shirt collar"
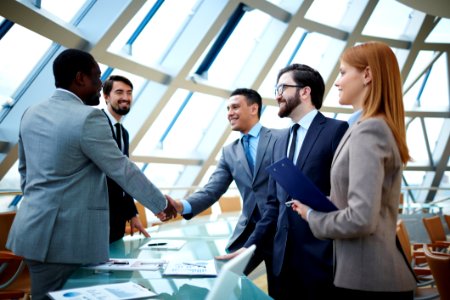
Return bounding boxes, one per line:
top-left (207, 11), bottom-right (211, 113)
top-left (103, 108), bottom-right (120, 125)
top-left (292, 109), bottom-right (318, 131)
top-left (241, 122), bottom-right (262, 138)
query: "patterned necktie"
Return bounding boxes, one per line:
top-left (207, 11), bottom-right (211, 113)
top-left (242, 134), bottom-right (254, 174)
top-left (114, 123), bottom-right (122, 151)
top-left (288, 124), bottom-right (300, 161)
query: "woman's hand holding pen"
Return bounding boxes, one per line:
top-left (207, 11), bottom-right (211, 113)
top-left (290, 199), bottom-right (310, 221)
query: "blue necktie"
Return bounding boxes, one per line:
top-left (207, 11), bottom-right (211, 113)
top-left (242, 134), bottom-right (254, 174)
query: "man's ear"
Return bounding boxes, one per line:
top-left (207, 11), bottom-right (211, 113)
top-left (74, 71), bottom-right (86, 86)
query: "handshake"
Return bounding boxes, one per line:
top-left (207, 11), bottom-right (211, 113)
top-left (155, 195), bottom-right (183, 222)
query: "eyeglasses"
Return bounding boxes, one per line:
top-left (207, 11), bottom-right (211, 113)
top-left (274, 84), bottom-right (303, 97)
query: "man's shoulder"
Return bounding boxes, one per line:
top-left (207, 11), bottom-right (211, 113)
top-left (261, 126), bottom-right (288, 138)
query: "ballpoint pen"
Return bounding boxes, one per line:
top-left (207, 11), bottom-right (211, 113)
top-left (182, 262), bottom-right (207, 268)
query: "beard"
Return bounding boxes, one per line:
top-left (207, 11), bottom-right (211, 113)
top-left (112, 105), bottom-right (130, 116)
top-left (278, 94), bottom-right (301, 118)
top-left (83, 93), bottom-right (100, 106)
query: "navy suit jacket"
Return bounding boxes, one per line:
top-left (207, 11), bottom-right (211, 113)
top-left (245, 112), bottom-right (348, 284)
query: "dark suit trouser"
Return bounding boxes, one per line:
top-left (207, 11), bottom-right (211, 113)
top-left (243, 249), bottom-right (276, 298)
top-left (25, 259), bottom-right (80, 300)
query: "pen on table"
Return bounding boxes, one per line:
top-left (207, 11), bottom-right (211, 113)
top-left (183, 262), bottom-right (207, 268)
top-left (147, 242), bottom-right (168, 246)
top-left (109, 260), bottom-right (129, 265)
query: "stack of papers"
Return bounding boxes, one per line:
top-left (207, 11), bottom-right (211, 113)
top-left (85, 259), bottom-right (166, 271)
top-left (139, 239), bottom-right (186, 250)
top-left (163, 260), bottom-right (217, 276)
top-left (48, 282), bottom-right (157, 300)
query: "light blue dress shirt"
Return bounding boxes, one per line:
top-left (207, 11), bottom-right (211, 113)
top-left (180, 123), bottom-right (263, 215)
top-left (287, 109), bottom-right (318, 162)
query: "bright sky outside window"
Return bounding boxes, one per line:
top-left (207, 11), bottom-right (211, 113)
top-left (40, 0), bottom-right (88, 23)
top-left (362, 0), bottom-right (425, 40)
top-left (425, 18), bottom-right (450, 43)
top-left (109, 0), bottom-right (199, 66)
top-left (0, 24), bottom-right (51, 101)
top-left (304, 0), bottom-right (368, 31)
top-left (203, 8), bottom-right (273, 88)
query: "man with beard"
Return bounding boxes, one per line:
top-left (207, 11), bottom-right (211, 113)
top-left (219, 64), bottom-right (348, 299)
top-left (7, 49), bottom-right (176, 299)
top-left (102, 75), bottom-right (150, 243)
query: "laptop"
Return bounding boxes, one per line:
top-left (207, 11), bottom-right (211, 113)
top-left (205, 244), bottom-right (256, 300)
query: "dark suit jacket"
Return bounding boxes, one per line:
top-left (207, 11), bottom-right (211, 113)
top-left (245, 112), bottom-right (348, 284)
top-left (103, 110), bottom-right (138, 243)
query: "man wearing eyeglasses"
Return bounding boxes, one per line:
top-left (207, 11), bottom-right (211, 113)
top-left (220, 64), bottom-right (348, 299)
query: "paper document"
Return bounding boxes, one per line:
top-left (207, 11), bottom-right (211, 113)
top-left (84, 258), bottom-right (166, 271)
top-left (139, 239), bottom-right (186, 251)
top-left (266, 157), bottom-right (337, 212)
top-left (163, 260), bottom-right (217, 276)
top-left (48, 281), bottom-right (157, 300)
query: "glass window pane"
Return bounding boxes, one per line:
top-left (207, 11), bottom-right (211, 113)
top-left (134, 90), bottom-right (224, 157)
top-left (203, 9), bottom-right (273, 88)
top-left (0, 160), bottom-right (20, 190)
top-left (0, 24), bottom-right (52, 101)
top-left (305, 0), bottom-right (368, 31)
top-left (143, 163), bottom-right (186, 188)
top-left (416, 54), bottom-right (449, 110)
top-left (41, 0), bottom-right (89, 23)
top-left (362, 1), bottom-right (425, 40)
top-left (162, 92), bottom-right (224, 155)
top-left (425, 18), bottom-right (450, 43)
top-left (260, 106), bottom-right (291, 129)
top-left (109, 0), bottom-right (199, 65)
top-left (406, 118), bottom-right (429, 165)
top-left (424, 118), bottom-right (444, 154)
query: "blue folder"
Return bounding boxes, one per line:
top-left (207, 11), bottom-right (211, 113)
top-left (266, 157), bottom-right (337, 212)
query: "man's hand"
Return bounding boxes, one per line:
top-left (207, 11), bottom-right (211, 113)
top-left (165, 194), bottom-right (183, 214)
top-left (128, 216), bottom-right (150, 237)
top-left (155, 195), bottom-right (179, 221)
top-left (215, 247), bottom-right (246, 260)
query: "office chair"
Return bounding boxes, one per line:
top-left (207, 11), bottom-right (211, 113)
top-left (0, 211), bottom-right (31, 299)
top-left (423, 244), bottom-right (450, 300)
top-left (422, 216), bottom-right (450, 250)
top-left (218, 196), bottom-right (242, 213)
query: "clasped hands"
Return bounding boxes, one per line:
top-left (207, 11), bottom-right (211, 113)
top-left (155, 195), bottom-right (183, 221)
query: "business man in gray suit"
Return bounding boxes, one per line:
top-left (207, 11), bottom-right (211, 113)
top-left (6, 49), bottom-right (175, 300)
top-left (166, 88), bottom-right (283, 297)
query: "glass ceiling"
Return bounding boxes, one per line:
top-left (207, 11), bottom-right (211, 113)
top-left (0, 0), bottom-right (449, 206)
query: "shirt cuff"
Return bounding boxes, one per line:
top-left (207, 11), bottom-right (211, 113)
top-left (306, 208), bottom-right (314, 222)
top-left (180, 199), bottom-right (192, 215)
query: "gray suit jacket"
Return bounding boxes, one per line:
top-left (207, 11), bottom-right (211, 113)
top-left (308, 118), bottom-right (416, 291)
top-left (7, 90), bottom-right (166, 264)
top-left (184, 126), bottom-right (284, 251)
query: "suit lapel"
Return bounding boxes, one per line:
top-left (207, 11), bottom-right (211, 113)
top-left (253, 127), bottom-right (270, 178)
top-left (297, 112), bottom-right (325, 169)
top-left (331, 124), bottom-right (353, 167)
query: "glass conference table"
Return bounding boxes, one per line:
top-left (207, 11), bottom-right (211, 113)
top-left (64, 213), bottom-right (271, 299)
